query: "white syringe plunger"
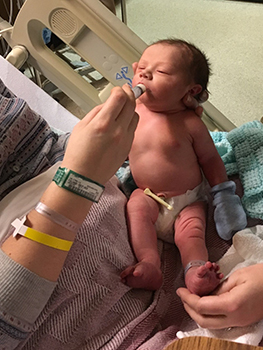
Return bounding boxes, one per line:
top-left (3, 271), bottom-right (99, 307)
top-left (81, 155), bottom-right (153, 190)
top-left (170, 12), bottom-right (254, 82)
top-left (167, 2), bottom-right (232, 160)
top-left (131, 84), bottom-right (146, 99)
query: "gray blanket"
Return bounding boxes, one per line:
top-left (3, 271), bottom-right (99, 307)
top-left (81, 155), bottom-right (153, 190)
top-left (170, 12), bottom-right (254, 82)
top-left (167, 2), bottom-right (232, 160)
top-left (20, 176), bottom-right (259, 350)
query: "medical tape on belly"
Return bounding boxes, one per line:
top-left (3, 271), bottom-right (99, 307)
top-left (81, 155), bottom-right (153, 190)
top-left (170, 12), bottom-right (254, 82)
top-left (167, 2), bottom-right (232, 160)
top-left (144, 188), bottom-right (174, 211)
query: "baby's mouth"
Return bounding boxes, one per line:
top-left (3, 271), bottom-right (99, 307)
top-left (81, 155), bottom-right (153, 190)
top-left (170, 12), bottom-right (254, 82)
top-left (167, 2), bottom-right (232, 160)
top-left (139, 85), bottom-right (149, 93)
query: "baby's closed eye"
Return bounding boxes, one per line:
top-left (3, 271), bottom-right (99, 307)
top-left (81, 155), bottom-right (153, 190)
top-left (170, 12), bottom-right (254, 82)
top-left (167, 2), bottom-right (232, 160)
top-left (157, 70), bottom-right (170, 75)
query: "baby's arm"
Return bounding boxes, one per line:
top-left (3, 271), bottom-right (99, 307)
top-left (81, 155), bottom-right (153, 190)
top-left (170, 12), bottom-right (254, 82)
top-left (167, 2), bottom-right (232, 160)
top-left (189, 116), bottom-right (247, 240)
top-left (189, 117), bottom-right (228, 186)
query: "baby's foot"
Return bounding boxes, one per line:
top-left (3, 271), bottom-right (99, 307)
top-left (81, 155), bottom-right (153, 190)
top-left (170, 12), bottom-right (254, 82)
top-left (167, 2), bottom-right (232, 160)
top-left (120, 261), bottom-right (163, 290)
top-left (185, 261), bottom-right (223, 296)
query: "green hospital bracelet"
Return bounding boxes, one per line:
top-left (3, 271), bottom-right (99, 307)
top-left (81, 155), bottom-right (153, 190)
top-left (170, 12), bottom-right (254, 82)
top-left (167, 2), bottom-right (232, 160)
top-left (53, 167), bottom-right (105, 203)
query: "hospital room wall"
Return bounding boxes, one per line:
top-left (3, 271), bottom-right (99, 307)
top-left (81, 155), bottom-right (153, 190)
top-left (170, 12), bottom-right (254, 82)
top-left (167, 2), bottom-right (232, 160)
top-left (123, 0), bottom-right (263, 128)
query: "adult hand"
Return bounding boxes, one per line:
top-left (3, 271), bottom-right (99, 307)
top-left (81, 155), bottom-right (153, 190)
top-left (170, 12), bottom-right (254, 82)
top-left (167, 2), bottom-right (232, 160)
top-left (183, 91), bottom-right (208, 118)
top-left (1, 85), bottom-right (138, 281)
top-left (62, 84), bottom-right (139, 185)
top-left (177, 264), bottom-right (263, 329)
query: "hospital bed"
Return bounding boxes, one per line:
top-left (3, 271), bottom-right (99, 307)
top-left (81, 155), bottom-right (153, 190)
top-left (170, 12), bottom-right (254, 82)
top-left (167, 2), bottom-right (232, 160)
top-left (0, 1), bottom-right (263, 349)
top-left (0, 0), bottom-right (236, 132)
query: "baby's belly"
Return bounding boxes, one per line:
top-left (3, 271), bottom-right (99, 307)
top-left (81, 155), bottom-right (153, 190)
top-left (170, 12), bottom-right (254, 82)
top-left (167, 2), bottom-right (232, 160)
top-left (130, 159), bottom-right (203, 197)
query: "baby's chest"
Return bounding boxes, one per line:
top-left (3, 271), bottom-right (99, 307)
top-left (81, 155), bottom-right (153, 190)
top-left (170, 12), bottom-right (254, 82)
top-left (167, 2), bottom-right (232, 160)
top-left (136, 120), bottom-right (191, 151)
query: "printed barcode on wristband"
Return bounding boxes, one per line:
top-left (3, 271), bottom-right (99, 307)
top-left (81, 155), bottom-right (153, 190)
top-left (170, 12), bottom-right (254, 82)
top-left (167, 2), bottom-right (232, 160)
top-left (70, 186), bottom-right (97, 200)
top-left (65, 176), bottom-right (101, 201)
top-left (53, 167), bottom-right (104, 202)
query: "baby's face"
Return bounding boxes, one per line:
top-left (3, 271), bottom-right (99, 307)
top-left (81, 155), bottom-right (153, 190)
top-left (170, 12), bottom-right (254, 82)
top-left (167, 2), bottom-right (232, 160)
top-left (133, 44), bottom-right (194, 112)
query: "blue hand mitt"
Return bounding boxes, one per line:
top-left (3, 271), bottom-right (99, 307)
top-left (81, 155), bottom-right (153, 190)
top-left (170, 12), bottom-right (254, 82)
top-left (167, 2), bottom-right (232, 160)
top-left (210, 180), bottom-right (247, 240)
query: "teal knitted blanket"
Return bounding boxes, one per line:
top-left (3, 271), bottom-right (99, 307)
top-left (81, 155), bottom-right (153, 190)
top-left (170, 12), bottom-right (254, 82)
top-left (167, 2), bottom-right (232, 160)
top-left (211, 120), bottom-right (263, 220)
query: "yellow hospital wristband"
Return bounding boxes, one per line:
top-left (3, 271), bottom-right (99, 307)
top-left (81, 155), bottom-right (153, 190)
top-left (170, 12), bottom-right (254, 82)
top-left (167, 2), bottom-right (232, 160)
top-left (11, 217), bottom-right (74, 252)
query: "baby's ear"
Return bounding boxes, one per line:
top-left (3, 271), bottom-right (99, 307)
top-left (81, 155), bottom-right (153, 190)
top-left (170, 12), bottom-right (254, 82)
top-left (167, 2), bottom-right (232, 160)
top-left (189, 84), bottom-right (202, 97)
top-left (132, 62), bottom-right (138, 74)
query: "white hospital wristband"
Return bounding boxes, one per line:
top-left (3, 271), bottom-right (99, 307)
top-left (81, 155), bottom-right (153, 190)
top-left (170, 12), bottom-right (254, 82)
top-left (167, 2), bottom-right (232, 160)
top-left (35, 202), bottom-right (80, 233)
top-left (184, 260), bottom-right (206, 275)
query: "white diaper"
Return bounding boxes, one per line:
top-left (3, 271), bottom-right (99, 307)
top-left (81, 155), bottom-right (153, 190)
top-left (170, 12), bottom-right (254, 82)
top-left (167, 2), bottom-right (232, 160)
top-left (155, 181), bottom-right (207, 243)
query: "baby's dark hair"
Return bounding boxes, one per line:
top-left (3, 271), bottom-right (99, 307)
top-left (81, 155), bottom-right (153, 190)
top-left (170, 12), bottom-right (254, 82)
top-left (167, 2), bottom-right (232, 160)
top-left (150, 38), bottom-right (211, 100)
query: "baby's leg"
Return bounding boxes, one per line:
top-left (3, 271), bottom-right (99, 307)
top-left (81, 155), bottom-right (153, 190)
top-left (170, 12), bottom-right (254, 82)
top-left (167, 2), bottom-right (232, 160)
top-left (121, 188), bottom-right (163, 290)
top-left (174, 201), bottom-right (222, 296)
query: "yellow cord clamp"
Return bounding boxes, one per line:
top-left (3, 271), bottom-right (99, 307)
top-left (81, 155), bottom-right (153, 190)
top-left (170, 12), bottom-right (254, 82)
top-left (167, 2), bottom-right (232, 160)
top-left (144, 188), bottom-right (174, 211)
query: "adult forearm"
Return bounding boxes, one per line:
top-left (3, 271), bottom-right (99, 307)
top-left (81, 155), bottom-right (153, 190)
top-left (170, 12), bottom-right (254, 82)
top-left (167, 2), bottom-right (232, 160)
top-left (0, 83), bottom-right (138, 349)
top-left (1, 182), bottom-right (93, 282)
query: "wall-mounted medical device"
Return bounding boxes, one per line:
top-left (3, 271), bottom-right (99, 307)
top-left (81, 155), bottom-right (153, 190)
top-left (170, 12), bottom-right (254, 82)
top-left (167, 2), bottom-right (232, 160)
top-left (0, 0), bottom-right (147, 112)
top-left (0, 0), bottom-right (236, 130)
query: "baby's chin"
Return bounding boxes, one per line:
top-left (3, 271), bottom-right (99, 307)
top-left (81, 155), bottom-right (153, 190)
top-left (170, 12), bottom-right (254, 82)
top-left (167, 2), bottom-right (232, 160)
top-left (140, 100), bottom-right (185, 114)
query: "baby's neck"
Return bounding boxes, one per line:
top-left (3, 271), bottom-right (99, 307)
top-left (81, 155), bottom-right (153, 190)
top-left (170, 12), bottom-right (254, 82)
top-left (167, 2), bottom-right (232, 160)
top-left (136, 100), bottom-right (187, 115)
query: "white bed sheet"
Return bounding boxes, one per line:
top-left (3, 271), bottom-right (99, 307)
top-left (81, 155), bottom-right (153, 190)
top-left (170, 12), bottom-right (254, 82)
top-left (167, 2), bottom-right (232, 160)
top-left (0, 56), bottom-right (78, 133)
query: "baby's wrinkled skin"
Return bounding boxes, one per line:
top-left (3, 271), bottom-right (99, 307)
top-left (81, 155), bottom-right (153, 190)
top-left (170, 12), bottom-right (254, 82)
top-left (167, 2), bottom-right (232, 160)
top-left (121, 43), bottom-right (227, 295)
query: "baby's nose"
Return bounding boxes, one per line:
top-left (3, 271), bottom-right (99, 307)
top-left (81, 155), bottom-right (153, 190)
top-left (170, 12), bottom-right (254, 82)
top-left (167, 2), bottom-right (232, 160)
top-left (139, 69), bottom-right (152, 79)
